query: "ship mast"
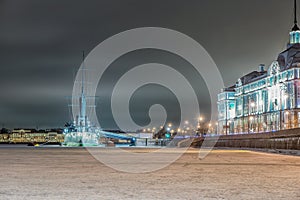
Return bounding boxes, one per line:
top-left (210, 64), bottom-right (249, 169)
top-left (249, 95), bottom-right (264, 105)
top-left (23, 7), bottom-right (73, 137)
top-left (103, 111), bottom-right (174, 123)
top-left (79, 51), bottom-right (87, 132)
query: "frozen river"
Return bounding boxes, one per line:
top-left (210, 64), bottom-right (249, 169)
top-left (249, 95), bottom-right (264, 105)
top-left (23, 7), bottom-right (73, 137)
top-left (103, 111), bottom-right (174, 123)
top-left (0, 147), bottom-right (299, 199)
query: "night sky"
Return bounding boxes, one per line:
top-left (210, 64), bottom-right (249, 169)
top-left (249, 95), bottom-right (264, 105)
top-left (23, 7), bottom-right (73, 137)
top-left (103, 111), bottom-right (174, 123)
top-left (0, 0), bottom-right (297, 129)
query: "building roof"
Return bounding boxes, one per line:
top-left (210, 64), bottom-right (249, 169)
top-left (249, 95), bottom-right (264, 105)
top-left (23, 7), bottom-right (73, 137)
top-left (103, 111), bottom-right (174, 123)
top-left (231, 42), bottom-right (300, 88)
top-left (239, 70), bottom-right (267, 85)
top-left (277, 43), bottom-right (300, 69)
top-left (223, 85), bottom-right (235, 92)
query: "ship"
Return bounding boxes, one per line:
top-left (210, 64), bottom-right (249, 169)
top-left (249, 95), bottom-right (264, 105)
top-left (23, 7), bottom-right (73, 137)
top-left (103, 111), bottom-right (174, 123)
top-left (63, 52), bottom-right (135, 146)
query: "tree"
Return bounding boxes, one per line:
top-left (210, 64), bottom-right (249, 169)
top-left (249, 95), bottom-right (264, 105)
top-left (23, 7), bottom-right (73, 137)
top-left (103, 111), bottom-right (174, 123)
top-left (0, 128), bottom-right (10, 134)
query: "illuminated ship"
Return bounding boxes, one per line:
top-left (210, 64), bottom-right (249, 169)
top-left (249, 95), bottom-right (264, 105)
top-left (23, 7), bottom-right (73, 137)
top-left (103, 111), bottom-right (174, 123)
top-left (63, 52), bottom-right (100, 146)
top-left (63, 52), bottom-right (135, 146)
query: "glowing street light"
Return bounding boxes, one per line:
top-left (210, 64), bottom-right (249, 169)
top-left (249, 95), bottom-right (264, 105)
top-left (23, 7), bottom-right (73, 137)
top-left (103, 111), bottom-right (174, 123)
top-left (215, 122), bottom-right (219, 134)
top-left (207, 123), bottom-right (212, 134)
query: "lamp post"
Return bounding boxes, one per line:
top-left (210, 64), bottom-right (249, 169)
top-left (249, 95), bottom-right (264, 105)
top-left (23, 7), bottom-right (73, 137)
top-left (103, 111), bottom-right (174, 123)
top-left (249, 116), bottom-right (253, 133)
top-left (177, 128), bottom-right (181, 136)
top-left (250, 102), bottom-right (255, 112)
top-left (285, 111), bottom-right (290, 129)
top-left (250, 101), bottom-right (256, 132)
top-left (258, 99), bottom-right (264, 132)
top-left (208, 123), bottom-right (212, 134)
top-left (197, 117), bottom-right (203, 136)
top-left (227, 120), bottom-right (231, 135)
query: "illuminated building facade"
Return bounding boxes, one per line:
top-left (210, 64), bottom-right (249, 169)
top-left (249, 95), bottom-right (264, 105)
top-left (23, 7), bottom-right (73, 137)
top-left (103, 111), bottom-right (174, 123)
top-left (217, 86), bottom-right (235, 135)
top-left (0, 129), bottom-right (64, 144)
top-left (218, 0), bottom-right (300, 135)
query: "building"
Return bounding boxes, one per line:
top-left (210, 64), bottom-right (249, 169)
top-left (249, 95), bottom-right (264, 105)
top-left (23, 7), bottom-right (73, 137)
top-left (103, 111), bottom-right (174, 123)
top-left (218, 0), bottom-right (300, 135)
top-left (0, 129), bottom-right (64, 144)
top-left (217, 86), bottom-right (235, 135)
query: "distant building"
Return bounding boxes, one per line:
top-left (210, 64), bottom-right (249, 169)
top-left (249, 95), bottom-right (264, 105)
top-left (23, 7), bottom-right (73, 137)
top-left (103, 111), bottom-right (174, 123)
top-left (0, 128), bottom-right (64, 143)
top-left (218, 0), bottom-right (300, 134)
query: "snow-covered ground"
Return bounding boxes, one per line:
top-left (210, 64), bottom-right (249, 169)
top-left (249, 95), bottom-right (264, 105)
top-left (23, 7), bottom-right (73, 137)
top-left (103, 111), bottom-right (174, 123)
top-left (0, 147), bottom-right (299, 200)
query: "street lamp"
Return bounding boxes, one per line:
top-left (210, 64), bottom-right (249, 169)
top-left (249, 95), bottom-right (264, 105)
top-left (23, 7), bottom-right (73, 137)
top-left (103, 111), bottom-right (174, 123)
top-left (285, 111), bottom-right (290, 129)
top-left (197, 117), bottom-right (203, 136)
top-left (250, 102), bottom-right (255, 110)
top-left (249, 116), bottom-right (253, 133)
top-left (227, 120), bottom-right (231, 135)
top-left (215, 122), bottom-right (218, 135)
top-left (250, 101), bottom-right (257, 132)
top-left (199, 117), bottom-right (203, 128)
top-left (152, 127), bottom-right (156, 134)
top-left (208, 123), bottom-right (212, 134)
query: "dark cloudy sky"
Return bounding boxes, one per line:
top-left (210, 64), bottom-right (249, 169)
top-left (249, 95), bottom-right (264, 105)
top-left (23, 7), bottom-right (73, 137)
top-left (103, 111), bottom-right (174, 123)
top-left (0, 0), bottom-right (297, 129)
